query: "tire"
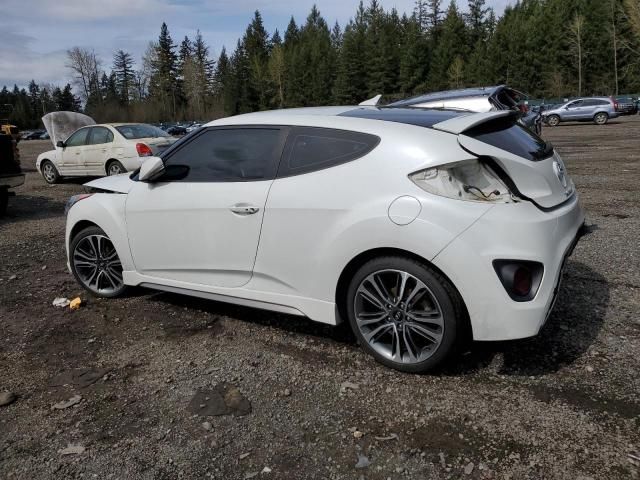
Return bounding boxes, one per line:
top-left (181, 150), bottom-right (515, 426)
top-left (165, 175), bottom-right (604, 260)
top-left (41, 160), bottom-right (60, 184)
top-left (546, 115), bottom-right (560, 127)
top-left (106, 160), bottom-right (125, 176)
top-left (594, 112), bottom-right (609, 125)
top-left (70, 226), bottom-right (128, 298)
top-left (345, 256), bottom-right (465, 373)
top-left (0, 188), bottom-right (8, 216)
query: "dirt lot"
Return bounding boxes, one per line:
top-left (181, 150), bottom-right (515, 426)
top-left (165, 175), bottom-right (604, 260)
top-left (1, 117), bottom-right (639, 480)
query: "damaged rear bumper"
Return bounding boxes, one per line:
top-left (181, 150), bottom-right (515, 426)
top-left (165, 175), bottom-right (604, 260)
top-left (432, 194), bottom-right (585, 341)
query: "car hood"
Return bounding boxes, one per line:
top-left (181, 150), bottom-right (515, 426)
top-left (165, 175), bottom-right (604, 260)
top-left (84, 174), bottom-right (135, 194)
top-left (42, 111), bottom-right (96, 147)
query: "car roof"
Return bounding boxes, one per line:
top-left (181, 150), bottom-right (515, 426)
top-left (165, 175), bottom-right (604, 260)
top-left (388, 86), bottom-right (506, 107)
top-left (206, 106), bottom-right (469, 130)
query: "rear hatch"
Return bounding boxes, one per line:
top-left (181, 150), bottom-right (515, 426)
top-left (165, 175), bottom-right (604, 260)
top-left (434, 112), bottom-right (574, 209)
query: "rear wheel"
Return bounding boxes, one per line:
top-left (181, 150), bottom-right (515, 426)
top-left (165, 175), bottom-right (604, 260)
top-left (594, 112), bottom-right (609, 125)
top-left (346, 256), bottom-right (463, 373)
top-left (106, 160), bottom-right (125, 176)
top-left (41, 160), bottom-right (60, 184)
top-left (546, 115), bottom-right (560, 127)
top-left (70, 226), bottom-right (127, 298)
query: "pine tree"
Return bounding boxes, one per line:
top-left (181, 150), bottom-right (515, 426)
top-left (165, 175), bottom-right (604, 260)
top-left (427, 1), bottom-right (468, 90)
top-left (294, 5), bottom-right (335, 106)
top-left (149, 22), bottom-right (180, 118)
top-left (113, 50), bottom-right (135, 104)
top-left (334, 2), bottom-right (368, 103)
top-left (27, 80), bottom-right (40, 119)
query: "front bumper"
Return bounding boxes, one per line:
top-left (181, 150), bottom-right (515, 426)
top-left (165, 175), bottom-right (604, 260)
top-left (432, 195), bottom-right (585, 341)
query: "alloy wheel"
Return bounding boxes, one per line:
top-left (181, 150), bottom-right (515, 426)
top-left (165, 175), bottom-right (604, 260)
top-left (72, 234), bottom-right (123, 295)
top-left (353, 269), bottom-right (444, 364)
top-left (43, 163), bottom-right (56, 183)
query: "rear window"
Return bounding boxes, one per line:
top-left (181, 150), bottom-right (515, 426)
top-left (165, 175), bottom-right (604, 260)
top-left (465, 118), bottom-right (553, 161)
top-left (278, 127), bottom-right (380, 177)
top-left (116, 124), bottom-right (170, 140)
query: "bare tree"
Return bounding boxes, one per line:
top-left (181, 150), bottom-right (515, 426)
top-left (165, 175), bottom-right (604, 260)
top-left (568, 14), bottom-right (586, 96)
top-left (66, 47), bottom-right (101, 101)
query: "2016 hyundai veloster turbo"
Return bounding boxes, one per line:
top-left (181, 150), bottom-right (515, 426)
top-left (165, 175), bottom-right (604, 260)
top-left (64, 106), bottom-right (584, 373)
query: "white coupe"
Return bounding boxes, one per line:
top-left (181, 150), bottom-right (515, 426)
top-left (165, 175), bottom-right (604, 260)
top-left (64, 106), bottom-right (585, 372)
top-left (36, 112), bottom-right (177, 183)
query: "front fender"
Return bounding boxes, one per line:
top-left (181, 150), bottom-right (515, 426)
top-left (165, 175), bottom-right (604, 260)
top-left (65, 193), bottom-right (133, 272)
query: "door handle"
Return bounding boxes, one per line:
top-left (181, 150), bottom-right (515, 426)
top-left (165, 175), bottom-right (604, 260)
top-left (229, 204), bottom-right (260, 215)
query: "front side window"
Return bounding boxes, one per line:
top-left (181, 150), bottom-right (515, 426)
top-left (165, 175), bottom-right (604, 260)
top-left (278, 127), bottom-right (380, 177)
top-left (65, 128), bottom-right (90, 147)
top-left (567, 100), bottom-right (583, 109)
top-left (164, 127), bottom-right (284, 182)
top-left (89, 127), bottom-right (114, 145)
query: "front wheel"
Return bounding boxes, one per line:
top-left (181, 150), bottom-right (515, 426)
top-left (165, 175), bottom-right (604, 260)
top-left (41, 160), bottom-right (60, 184)
top-left (594, 112), bottom-right (609, 125)
top-left (70, 226), bottom-right (127, 298)
top-left (346, 256), bottom-right (464, 373)
top-left (546, 115), bottom-right (560, 127)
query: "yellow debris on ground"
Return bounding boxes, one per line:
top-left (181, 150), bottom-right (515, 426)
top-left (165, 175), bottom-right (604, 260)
top-left (69, 297), bottom-right (82, 310)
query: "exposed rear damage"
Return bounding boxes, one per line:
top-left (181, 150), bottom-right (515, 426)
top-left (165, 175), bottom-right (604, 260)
top-left (427, 110), bottom-right (585, 340)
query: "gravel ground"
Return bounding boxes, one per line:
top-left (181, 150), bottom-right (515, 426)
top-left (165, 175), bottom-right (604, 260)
top-left (1, 117), bottom-right (639, 480)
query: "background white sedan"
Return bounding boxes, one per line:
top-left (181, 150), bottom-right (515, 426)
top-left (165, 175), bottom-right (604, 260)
top-left (36, 118), bottom-right (177, 184)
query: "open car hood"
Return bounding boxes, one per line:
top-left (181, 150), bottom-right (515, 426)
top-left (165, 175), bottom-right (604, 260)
top-left (42, 111), bottom-right (95, 147)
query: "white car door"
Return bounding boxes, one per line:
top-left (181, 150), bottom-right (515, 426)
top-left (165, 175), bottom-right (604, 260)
top-left (125, 126), bottom-right (288, 288)
top-left (83, 127), bottom-right (114, 175)
top-left (59, 127), bottom-right (91, 174)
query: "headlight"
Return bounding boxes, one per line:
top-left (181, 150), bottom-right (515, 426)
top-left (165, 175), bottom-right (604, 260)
top-left (409, 159), bottom-right (514, 203)
top-left (65, 193), bottom-right (93, 215)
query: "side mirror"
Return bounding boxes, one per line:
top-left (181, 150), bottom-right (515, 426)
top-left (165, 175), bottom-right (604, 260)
top-left (139, 156), bottom-right (165, 182)
top-left (56, 140), bottom-right (65, 148)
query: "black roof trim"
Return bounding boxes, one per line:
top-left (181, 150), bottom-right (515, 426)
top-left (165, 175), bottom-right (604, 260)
top-left (338, 107), bottom-right (467, 129)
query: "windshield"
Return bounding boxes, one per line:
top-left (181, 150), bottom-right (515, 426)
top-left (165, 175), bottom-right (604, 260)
top-left (116, 124), bottom-right (170, 140)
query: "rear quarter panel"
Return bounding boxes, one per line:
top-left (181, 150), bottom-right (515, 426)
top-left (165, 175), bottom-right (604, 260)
top-left (250, 125), bottom-right (493, 305)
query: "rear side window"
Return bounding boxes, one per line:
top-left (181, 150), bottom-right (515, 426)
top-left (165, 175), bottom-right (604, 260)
top-left (465, 118), bottom-right (553, 161)
top-left (164, 127), bottom-right (285, 182)
top-left (278, 127), bottom-right (379, 177)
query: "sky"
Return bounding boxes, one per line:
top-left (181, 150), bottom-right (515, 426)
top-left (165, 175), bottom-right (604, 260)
top-left (0, 0), bottom-right (513, 90)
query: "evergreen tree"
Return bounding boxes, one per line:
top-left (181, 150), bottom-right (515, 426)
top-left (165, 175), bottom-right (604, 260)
top-left (113, 50), bottom-right (135, 104)
top-left (149, 22), bottom-right (180, 118)
top-left (334, 2), bottom-right (368, 103)
top-left (427, 1), bottom-right (468, 90)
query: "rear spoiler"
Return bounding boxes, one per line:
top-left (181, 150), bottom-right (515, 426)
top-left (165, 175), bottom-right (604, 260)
top-left (432, 110), bottom-right (519, 135)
